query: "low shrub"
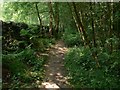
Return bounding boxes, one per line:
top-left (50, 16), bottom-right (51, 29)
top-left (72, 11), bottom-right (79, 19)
top-left (2, 48), bottom-right (47, 88)
top-left (30, 38), bottom-right (55, 52)
top-left (2, 53), bottom-right (27, 76)
top-left (62, 28), bottom-right (83, 47)
top-left (65, 47), bottom-right (120, 88)
top-left (2, 21), bottom-right (55, 88)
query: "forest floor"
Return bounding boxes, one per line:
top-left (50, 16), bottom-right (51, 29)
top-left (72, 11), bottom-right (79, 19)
top-left (41, 40), bottom-right (71, 89)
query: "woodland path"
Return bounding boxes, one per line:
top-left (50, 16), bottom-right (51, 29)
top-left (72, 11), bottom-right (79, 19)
top-left (41, 40), bottom-right (70, 89)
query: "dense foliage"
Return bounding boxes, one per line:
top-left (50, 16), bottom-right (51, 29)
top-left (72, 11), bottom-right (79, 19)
top-left (65, 47), bottom-right (120, 88)
top-left (62, 2), bottom-right (120, 88)
top-left (62, 28), bottom-right (83, 47)
top-left (3, 48), bottom-right (46, 88)
top-left (1, 1), bottom-right (120, 89)
top-left (2, 21), bottom-right (55, 88)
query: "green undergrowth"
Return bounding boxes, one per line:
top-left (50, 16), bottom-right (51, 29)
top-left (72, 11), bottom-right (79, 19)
top-left (64, 47), bottom-right (120, 88)
top-left (2, 48), bottom-right (48, 88)
top-left (2, 37), bottom-right (55, 88)
top-left (31, 38), bottom-right (55, 52)
top-left (62, 28), bottom-right (83, 47)
top-left (2, 24), bottom-right (55, 88)
top-left (20, 28), bottom-right (55, 52)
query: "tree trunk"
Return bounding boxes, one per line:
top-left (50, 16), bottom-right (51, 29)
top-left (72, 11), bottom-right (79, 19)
top-left (108, 2), bottom-right (113, 54)
top-left (48, 2), bottom-right (54, 37)
top-left (90, 2), bottom-right (97, 49)
top-left (67, 2), bottom-right (86, 46)
top-left (90, 2), bottom-right (100, 68)
top-left (35, 3), bottom-right (42, 30)
top-left (110, 3), bottom-right (113, 54)
top-left (72, 2), bottom-right (91, 48)
top-left (54, 2), bottom-right (59, 38)
top-left (72, 2), bottom-right (100, 68)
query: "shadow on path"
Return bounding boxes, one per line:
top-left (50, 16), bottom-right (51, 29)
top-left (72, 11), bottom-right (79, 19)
top-left (41, 40), bottom-right (70, 89)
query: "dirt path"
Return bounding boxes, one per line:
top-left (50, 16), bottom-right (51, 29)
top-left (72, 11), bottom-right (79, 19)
top-left (41, 40), bottom-right (70, 89)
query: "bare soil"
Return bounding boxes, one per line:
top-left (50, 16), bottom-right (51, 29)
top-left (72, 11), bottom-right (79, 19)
top-left (41, 40), bottom-right (70, 89)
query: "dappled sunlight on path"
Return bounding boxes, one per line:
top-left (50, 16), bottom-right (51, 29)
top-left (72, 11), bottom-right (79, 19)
top-left (40, 40), bottom-right (70, 89)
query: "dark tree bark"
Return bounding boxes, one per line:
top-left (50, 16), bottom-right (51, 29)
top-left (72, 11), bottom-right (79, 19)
top-left (110, 3), bottom-right (113, 54)
top-left (90, 2), bottom-right (97, 49)
top-left (72, 2), bottom-right (100, 68)
top-left (35, 3), bottom-right (42, 30)
top-left (48, 2), bottom-right (53, 37)
top-left (90, 2), bottom-right (100, 68)
top-left (67, 2), bottom-right (86, 45)
top-left (48, 2), bottom-right (60, 38)
top-left (107, 3), bottom-right (113, 54)
top-left (54, 2), bottom-right (59, 38)
top-left (72, 2), bottom-right (91, 48)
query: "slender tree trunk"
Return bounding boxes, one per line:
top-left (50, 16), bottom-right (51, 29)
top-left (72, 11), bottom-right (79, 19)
top-left (72, 2), bottom-right (91, 48)
top-left (90, 2), bottom-right (100, 68)
top-left (110, 2), bottom-right (113, 54)
top-left (54, 2), bottom-right (59, 38)
top-left (67, 2), bottom-right (86, 46)
top-left (108, 2), bottom-right (113, 54)
top-left (48, 2), bottom-right (60, 38)
top-left (35, 3), bottom-right (42, 30)
top-left (48, 2), bottom-right (54, 37)
top-left (72, 2), bottom-right (100, 68)
top-left (91, 17), bottom-right (97, 48)
top-left (90, 3), bottom-right (97, 49)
